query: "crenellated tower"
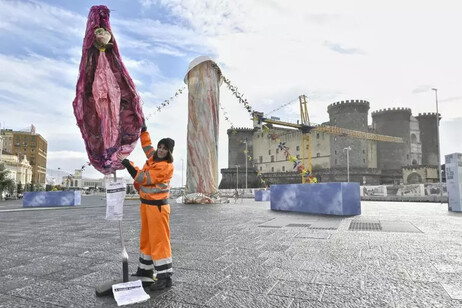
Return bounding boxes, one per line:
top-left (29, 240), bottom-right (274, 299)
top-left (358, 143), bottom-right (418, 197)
top-left (227, 127), bottom-right (254, 168)
top-left (372, 107), bottom-right (412, 175)
top-left (415, 112), bottom-right (440, 166)
top-left (327, 100), bottom-right (370, 170)
top-left (219, 127), bottom-right (259, 189)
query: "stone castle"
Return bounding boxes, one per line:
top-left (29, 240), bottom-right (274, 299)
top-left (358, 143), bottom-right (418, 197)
top-left (219, 100), bottom-right (440, 188)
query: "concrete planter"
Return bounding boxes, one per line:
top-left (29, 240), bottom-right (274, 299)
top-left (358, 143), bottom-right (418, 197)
top-left (270, 182), bottom-right (360, 216)
top-left (23, 191), bottom-right (81, 207)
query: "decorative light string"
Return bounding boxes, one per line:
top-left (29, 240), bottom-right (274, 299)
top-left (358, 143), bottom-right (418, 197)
top-left (220, 104), bottom-right (237, 134)
top-left (266, 96), bottom-right (299, 117)
top-left (143, 86), bottom-right (186, 120)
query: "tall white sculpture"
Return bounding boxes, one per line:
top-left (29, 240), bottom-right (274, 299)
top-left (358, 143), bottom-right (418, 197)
top-left (184, 56), bottom-right (222, 196)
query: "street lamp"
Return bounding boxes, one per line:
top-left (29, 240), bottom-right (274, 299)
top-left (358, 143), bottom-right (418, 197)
top-left (243, 139), bottom-right (248, 190)
top-left (343, 146), bottom-right (351, 182)
top-left (431, 88), bottom-right (443, 203)
top-left (235, 165), bottom-right (239, 189)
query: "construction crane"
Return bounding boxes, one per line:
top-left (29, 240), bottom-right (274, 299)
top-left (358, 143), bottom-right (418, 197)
top-left (253, 95), bottom-right (404, 183)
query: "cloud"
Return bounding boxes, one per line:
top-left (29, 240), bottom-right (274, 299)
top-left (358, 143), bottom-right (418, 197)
top-left (153, 44), bottom-right (186, 57)
top-left (2, 0), bottom-right (462, 188)
top-left (0, 53), bottom-right (78, 126)
top-left (47, 150), bottom-right (88, 160)
top-left (114, 18), bottom-right (212, 57)
top-left (440, 96), bottom-right (462, 103)
top-left (156, 0), bottom-right (248, 35)
top-left (139, 0), bottom-right (156, 8)
top-left (412, 85), bottom-right (433, 94)
top-left (323, 41), bottom-right (365, 55)
top-left (0, 0), bottom-right (85, 57)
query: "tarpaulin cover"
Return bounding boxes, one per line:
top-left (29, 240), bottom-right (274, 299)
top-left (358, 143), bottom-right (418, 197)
top-left (73, 5), bottom-right (143, 174)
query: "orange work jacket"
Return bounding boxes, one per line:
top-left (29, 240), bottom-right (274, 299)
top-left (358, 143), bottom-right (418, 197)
top-left (131, 131), bottom-right (174, 201)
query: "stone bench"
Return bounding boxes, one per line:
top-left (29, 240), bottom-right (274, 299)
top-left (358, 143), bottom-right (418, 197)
top-left (23, 191), bottom-right (82, 208)
top-left (270, 182), bottom-right (361, 216)
top-left (254, 190), bottom-right (271, 201)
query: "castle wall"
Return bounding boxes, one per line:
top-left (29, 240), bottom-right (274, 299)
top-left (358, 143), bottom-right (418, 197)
top-left (252, 126), bottom-right (330, 174)
top-left (403, 165), bottom-right (438, 184)
top-left (366, 139), bottom-right (377, 169)
top-left (220, 100), bottom-right (438, 188)
top-left (409, 116), bottom-right (422, 165)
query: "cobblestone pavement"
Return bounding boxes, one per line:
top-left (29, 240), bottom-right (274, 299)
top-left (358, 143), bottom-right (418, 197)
top-left (0, 196), bottom-right (462, 307)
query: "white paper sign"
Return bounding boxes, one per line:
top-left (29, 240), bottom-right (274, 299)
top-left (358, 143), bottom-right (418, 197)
top-left (112, 279), bottom-right (150, 306)
top-left (105, 180), bottom-right (126, 220)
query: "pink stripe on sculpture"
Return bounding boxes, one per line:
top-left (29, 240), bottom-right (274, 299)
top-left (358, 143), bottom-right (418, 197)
top-left (72, 5), bottom-right (143, 174)
top-left (184, 57), bottom-right (222, 195)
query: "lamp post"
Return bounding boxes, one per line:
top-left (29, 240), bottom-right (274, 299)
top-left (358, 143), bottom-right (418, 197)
top-left (431, 88), bottom-right (443, 203)
top-left (343, 146), bottom-right (351, 182)
top-left (243, 139), bottom-right (248, 190)
top-left (235, 165), bottom-right (239, 189)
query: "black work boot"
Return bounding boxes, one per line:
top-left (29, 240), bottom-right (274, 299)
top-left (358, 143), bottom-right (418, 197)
top-left (131, 268), bottom-right (153, 279)
top-left (150, 277), bottom-right (172, 291)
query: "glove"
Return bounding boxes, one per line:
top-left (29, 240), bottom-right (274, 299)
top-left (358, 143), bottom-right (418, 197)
top-left (141, 117), bottom-right (147, 132)
top-left (116, 153), bottom-right (129, 162)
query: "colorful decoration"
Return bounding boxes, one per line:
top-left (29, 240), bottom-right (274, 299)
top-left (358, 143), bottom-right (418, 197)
top-left (73, 5), bottom-right (144, 175)
top-left (258, 126), bottom-right (318, 183)
top-left (221, 76), bottom-right (253, 116)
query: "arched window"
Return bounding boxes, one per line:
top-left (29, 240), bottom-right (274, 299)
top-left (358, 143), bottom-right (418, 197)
top-left (407, 172), bottom-right (422, 184)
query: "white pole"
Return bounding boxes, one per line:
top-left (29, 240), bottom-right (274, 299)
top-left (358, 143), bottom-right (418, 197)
top-left (432, 88), bottom-right (443, 204)
top-left (347, 150), bottom-right (350, 183)
top-left (236, 165), bottom-right (239, 189)
top-left (244, 140), bottom-right (248, 200)
top-left (344, 146), bottom-right (351, 182)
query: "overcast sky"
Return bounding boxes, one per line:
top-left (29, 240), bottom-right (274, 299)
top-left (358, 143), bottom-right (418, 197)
top-left (1, 0), bottom-right (461, 187)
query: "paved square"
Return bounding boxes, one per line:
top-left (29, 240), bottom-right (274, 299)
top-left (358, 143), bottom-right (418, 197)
top-left (1, 196), bottom-right (462, 307)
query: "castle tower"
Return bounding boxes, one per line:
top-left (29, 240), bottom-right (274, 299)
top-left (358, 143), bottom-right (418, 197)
top-left (371, 108), bottom-right (412, 173)
top-left (227, 128), bottom-right (254, 168)
top-left (327, 100), bottom-right (370, 170)
top-left (219, 128), bottom-right (257, 189)
top-left (415, 112), bottom-right (440, 166)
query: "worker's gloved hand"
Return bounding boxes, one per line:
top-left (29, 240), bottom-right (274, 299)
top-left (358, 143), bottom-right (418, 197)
top-left (116, 152), bottom-right (129, 162)
top-left (141, 117), bottom-right (147, 132)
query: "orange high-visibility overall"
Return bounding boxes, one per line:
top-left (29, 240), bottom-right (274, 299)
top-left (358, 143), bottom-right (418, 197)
top-left (129, 131), bottom-right (174, 279)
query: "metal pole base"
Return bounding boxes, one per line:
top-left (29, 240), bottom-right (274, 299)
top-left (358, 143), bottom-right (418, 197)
top-left (95, 276), bottom-right (155, 297)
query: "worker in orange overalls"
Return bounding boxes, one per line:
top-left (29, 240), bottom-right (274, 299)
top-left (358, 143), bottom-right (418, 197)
top-left (117, 122), bottom-right (174, 291)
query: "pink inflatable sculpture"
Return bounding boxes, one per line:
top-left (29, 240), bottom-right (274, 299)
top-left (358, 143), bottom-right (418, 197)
top-left (73, 5), bottom-right (144, 174)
